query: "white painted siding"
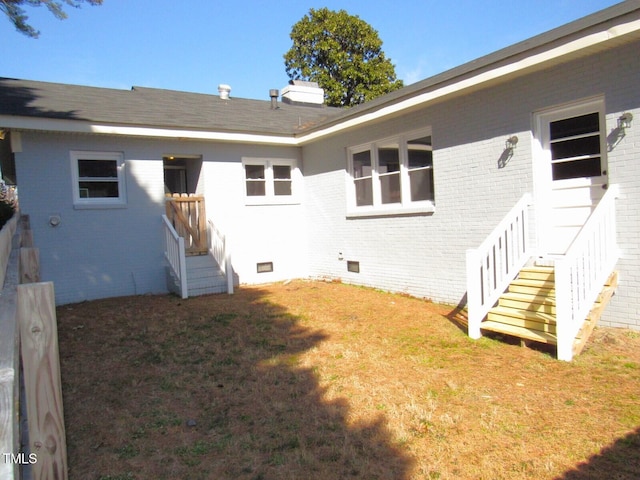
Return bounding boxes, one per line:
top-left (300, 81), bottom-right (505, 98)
top-left (15, 134), bottom-right (306, 304)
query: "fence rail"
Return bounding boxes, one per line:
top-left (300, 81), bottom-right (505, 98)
top-left (466, 193), bottom-right (533, 338)
top-left (162, 214), bottom-right (188, 299)
top-left (555, 184), bottom-right (619, 361)
top-left (0, 213), bottom-right (68, 480)
top-left (208, 220), bottom-right (234, 294)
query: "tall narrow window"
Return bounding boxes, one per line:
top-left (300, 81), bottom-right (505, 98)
top-left (71, 151), bottom-right (126, 207)
top-left (353, 150), bottom-right (373, 206)
top-left (407, 135), bottom-right (434, 202)
top-left (245, 164), bottom-right (266, 196)
top-left (273, 165), bottom-right (292, 196)
top-left (378, 142), bottom-right (401, 204)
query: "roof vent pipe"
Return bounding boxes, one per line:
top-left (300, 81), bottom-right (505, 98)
top-left (218, 84), bottom-right (231, 100)
top-left (269, 89), bottom-right (279, 109)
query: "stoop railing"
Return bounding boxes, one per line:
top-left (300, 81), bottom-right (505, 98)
top-left (162, 214), bottom-right (187, 299)
top-left (466, 193), bottom-right (534, 339)
top-left (208, 220), bottom-right (234, 294)
top-left (555, 184), bottom-right (619, 361)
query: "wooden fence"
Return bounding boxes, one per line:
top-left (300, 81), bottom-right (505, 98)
top-left (0, 215), bottom-right (68, 480)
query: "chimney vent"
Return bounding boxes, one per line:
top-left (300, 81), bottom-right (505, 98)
top-left (269, 89), bottom-right (279, 109)
top-left (218, 84), bottom-right (231, 100)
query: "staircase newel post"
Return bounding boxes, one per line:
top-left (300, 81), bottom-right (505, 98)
top-left (555, 258), bottom-right (573, 361)
top-left (466, 248), bottom-right (482, 339)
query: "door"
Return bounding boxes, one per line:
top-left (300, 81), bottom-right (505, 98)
top-left (535, 98), bottom-right (608, 255)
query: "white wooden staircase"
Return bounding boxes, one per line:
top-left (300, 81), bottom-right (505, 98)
top-left (481, 265), bottom-right (618, 356)
top-left (466, 186), bottom-right (619, 361)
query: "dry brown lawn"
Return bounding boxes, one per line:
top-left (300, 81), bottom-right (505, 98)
top-left (57, 280), bottom-right (640, 480)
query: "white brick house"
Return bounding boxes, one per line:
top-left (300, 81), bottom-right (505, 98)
top-left (0, 2), bottom-right (638, 359)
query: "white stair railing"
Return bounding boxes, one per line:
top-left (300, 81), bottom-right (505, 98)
top-left (208, 219), bottom-right (234, 294)
top-left (162, 214), bottom-right (188, 299)
top-left (466, 193), bottom-right (533, 338)
top-left (555, 184), bottom-right (619, 361)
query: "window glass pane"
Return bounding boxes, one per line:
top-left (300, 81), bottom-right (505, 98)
top-left (551, 135), bottom-right (600, 160)
top-left (409, 168), bottom-right (434, 201)
top-left (378, 144), bottom-right (400, 173)
top-left (245, 164), bottom-right (265, 180)
top-left (354, 178), bottom-right (373, 206)
top-left (79, 181), bottom-right (119, 198)
top-left (273, 165), bottom-right (291, 180)
top-left (353, 151), bottom-right (372, 178)
top-left (78, 159), bottom-right (118, 178)
top-left (408, 136), bottom-right (433, 169)
top-left (552, 157), bottom-right (601, 181)
top-left (380, 172), bottom-right (401, 204)
top-left (246, 180), bottom-right (266, 196)
top-left (274, 180), bottom-right (292, 196)
top-left (550, 113), bottom-right (599, 140)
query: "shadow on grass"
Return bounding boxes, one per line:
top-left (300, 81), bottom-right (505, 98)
top-left (557, 427), bottom-right (640, 480)
top-left (57, 287), bottom-right (414, 480)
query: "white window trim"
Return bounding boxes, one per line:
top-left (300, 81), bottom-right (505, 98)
top-left (242, 158), bottom-right (301, 206)
top-left (70, 150), bottom-right (127, 209)
top-left (346, 127), bottom-right (435, 217)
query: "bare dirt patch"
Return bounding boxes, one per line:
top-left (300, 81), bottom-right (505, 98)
top-left (57, 280), bottom-right (640, 480)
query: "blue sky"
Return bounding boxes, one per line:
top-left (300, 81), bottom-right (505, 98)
top-left (1, 0), bottom-right (623, 100)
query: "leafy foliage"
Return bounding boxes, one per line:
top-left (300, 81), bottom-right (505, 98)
top-left (284, 8), bottom-right (403, 107)
top-left (1, 0), bottom-right (102, 38)
top-left (0, 181), bottom-right (16, 230)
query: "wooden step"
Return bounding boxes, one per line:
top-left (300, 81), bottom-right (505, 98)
top-left (480, 320), bottom-right (557, 345)
top-left (498, 292), bottom-right (556, 314)
top-left (487, 306), bottom-right (556, 332)
top-left (518, 266), bottom-right (555, 282)
top-left (508, 278), bottom-right (555, 296)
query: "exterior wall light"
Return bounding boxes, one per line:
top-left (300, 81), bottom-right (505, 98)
top-left (505, 135), bottom-right (519, 150)
top-left (618, 112), bottom-right (633, 130)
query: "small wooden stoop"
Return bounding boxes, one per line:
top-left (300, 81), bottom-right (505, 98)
top-left (481, 266), bottom-right (618, 356)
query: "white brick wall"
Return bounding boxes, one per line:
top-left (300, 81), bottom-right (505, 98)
top-left (303, 39), bottom-right (640, 329)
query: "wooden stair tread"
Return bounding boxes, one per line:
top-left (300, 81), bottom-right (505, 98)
top-left (500, 291), bottom-right (556, 305)
top-left (481, 320), bottom-right (557, 345)
top-left (488, 305), bottom-right (556, 324)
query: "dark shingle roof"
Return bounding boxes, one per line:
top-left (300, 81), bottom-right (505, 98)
top-left (0, 78), bottom-right (342, 136)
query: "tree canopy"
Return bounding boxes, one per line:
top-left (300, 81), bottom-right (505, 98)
top-left (2, 0), bottom-right (102, 38)
top-left (284, 8), bottom-right (403, 107)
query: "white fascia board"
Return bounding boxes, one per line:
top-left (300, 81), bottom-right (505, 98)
top-left (296, 17), bottom-right (640, 144)
top-left (0, 115), bottom-right (298, 146)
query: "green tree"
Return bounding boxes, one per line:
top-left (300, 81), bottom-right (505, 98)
top-left (2, 0), bottom-right (102, 38)
top-left (284, 8), bottom-right (403, 107)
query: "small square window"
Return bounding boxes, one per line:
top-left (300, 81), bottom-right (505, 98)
top-left (347, 261), bottom-right (360, 273)
top-left (71, 151), bottom-right (126, 208)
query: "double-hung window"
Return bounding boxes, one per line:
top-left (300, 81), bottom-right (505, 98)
top-left (70, 151), bottom-right (127, 208)
top-left (243, 158), bottom-right (300, 205)
top-left (348, 128), bottom-right (434, 215)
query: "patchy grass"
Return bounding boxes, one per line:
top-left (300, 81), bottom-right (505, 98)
top-left (57, 280), bottom-right (640, 479)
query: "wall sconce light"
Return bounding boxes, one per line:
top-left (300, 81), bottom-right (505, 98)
top-left (505, 135), bottom-right (519, 150)
top-left (618, 112), bottom-right (633, 130)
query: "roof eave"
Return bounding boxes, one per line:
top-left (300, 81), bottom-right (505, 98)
top-left (295, 3), bottom-right (640, 144)
top-left (0, 115), bottom-right (300, 146)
